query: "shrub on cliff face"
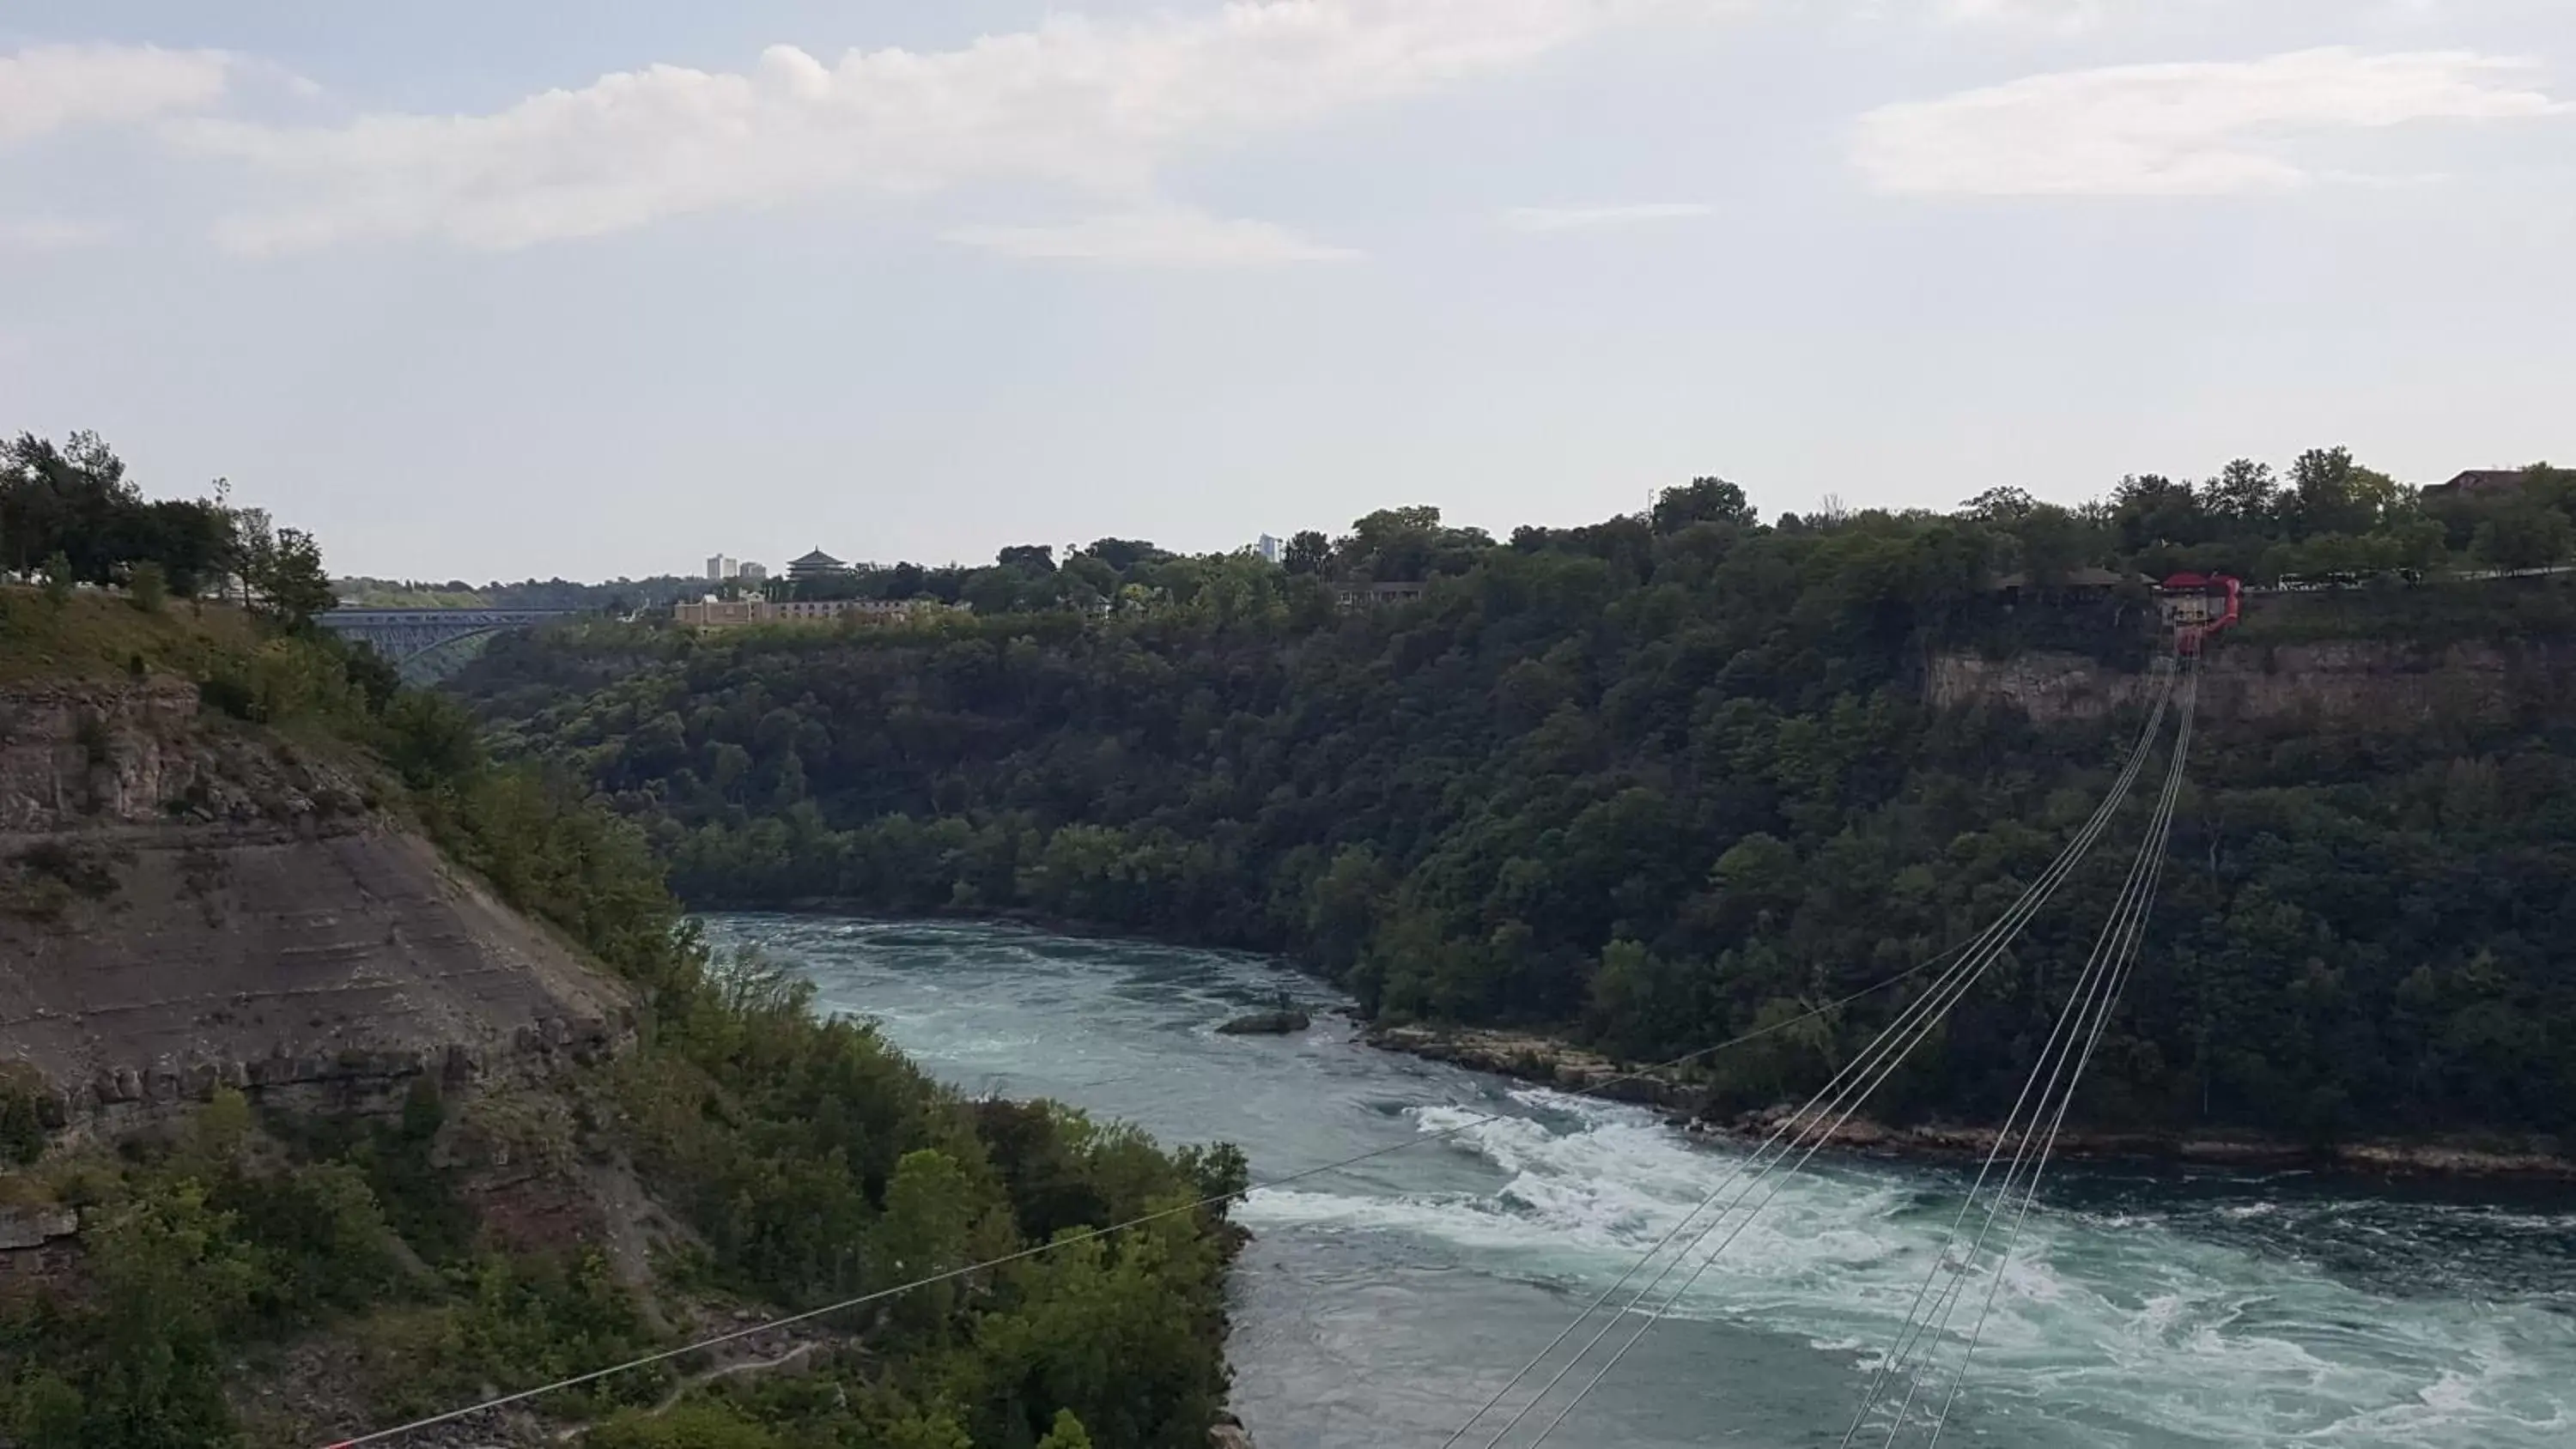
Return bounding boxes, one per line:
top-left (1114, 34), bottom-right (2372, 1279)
top-left (3, 842), bottom-right (124, 926)
top-left (1038, 1409), bottom-right (1097, 1449)
top-left (381, 688), bottom-right (485, 788)
top-left (0, 1094), bottom-right (669, 1446)
top-left (3, 1182), bottom-right (258, 1449)
top-left (126, 563), bottom-right (166, 616)
top-left (0, 1064), bottom-right (50, 1167)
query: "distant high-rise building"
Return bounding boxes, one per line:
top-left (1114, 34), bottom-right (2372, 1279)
top-left (1255, 533), bottom-right (1283, 564)
top-left (706, 554), bottom-right (740, 581)
top-left (739, 561), bottom-right (769, 583)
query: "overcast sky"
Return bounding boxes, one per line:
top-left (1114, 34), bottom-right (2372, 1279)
top-left (3, 1), bottom-right (2568, 581)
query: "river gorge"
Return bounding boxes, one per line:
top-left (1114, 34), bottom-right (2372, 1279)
top-left (706, 914), bottom-right (2576, 1449)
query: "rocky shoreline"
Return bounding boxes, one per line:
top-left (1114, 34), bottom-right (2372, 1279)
top-left (1364, 1022), bottom-right (2576, 1183)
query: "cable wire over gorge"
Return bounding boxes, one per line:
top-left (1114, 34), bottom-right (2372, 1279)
top-left (1455, 656), bottom-right (2196, 1449)
top-left (318, 897), bottom-right (1968, 1446)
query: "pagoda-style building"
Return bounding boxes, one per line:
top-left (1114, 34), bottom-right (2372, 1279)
top-left (786, 548), bottom-right (850, 582)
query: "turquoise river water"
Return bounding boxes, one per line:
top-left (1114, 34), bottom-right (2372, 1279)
top-left (704, 915), bottom-right (2576, 1449)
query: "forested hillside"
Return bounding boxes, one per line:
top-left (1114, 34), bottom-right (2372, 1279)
top-left (453, 455), bottom-right (2576, 1148)
top-left (2, 433), bottom-right (1238, 1449)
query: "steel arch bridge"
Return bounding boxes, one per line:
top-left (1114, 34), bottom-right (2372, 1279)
top-left (319, 609), bottom-right (582, 680)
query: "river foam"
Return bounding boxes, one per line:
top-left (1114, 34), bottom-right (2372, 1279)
top-left (1237, 1084), bottom-right (2576, 1446)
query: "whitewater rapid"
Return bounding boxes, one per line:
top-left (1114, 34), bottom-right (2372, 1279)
top-left (706, 914), bottom-right (2576, 1449)
top-left (1242, 1089), bottom-right (2573, 1446)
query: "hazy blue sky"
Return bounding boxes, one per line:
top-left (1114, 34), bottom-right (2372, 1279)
top-left (3, 1), bottom-right (2568, 580)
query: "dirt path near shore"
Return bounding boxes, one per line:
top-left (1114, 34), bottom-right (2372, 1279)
top-left (553, 1341), bottom-right (826, 1443)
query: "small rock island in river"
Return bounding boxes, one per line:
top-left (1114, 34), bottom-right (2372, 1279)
top-left (1216, 1008), bottom-right (1312, 1035)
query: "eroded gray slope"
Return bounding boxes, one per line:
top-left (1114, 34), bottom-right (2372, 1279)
top-left (0, 679), bottom-right (629, 1123)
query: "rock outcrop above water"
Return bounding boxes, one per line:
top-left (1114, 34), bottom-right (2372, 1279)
top-left (1216, 1009), bottom-right (1311, 1036)
top-left (0, 1205), bottom-right (78, 1251)
top-left (1364, 1023), bottom-right (1667, 1105)
top-left (1364, 1022), bottom-right (2576, 1181)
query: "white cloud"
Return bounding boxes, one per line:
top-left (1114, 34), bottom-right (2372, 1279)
top-left (945, 208), bottom-right (1358, 265)
top-left (1853, 47), bottom-right (2563, 196)
top-left (1502, 202), bottom-right (1715, 232)
top-left (183, 0), bottom-right (1735, 254)
top-left (1923, 1), bottom-right (2471, 34)
top-left (0, 43), bottom-right (229, 148)
top-left (0, 216), bottom-right (118, 250)
top-left (1930, 0), bottom-right (2108, 33)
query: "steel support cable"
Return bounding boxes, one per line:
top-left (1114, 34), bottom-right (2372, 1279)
top-left (1431, 937), bottom-right (1993, 1449)
top-left (1917, 660), bottom-right (2201, 1449)
top-left (319, 878), bottom-right (2015, 1447)
top-left (1859, 660), bottom-right (2197, 1446)
top-left (1452, 666), bottom-right (2180, 1449)
top-left (1509, 945), bottom-right (2019, 1449)
top-left (1485, 667), bottom-right (2184, 1449)
top-left (1475, 932), bottom-right (2002, 1449)
top-left (1871, 785), bottom-right (2160, 1448)
top-left (1440, 664), bottom-right (2179, 1449)
top-left (1866, 658), bottom-right (2198, 1448)
top-left (1913, 662), bottom-right (2199, 1447)
top-left (1839, 658), bottom-right (2189, 1440)
top-left (1511, 903), bottom-right (2117, 1449)
top-left (1841, 664), bottom-right (2188, 1445)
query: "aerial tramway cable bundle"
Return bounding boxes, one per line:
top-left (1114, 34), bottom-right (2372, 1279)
top-left (1450, 652), bottom-right (2202, 1449)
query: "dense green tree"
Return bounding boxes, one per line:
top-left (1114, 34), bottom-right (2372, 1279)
top-left (1651, 476), bottom-right (1757, 533)
top-left (60, 1185), bottom-right (257, 1449)
top-left (2111, 474), bottom-right (2208, 553)
top-left (1081, 538), bottom-right (1167, 572)
top-left (246, 524), bottom-right (337, 630)
top-left (2202, 458), bottom-right (2280, 524)
top-left (1036, 1408), bottom-right (1096, 1449)
top-left (2473, 502), bottom-right (2573, 573)
top-left (876, 1149), bottom-right (980, 1338)
top-left (1281, 529), bottom-right (1331, 575)
top-left (1, 433), bottom-right (231, 594)
top-left (2287, 446), bottom-right (2402, 540)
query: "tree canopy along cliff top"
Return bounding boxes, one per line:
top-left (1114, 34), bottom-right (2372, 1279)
top-left (455, 456), bottom-right (2576, 1150)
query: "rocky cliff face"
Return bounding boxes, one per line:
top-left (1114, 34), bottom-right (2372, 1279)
top-left (1927, 638), bottom-right (2574, 728)
top-left (0, 679), bottom-right (632, 1134)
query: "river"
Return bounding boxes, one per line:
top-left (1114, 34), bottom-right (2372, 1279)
top-left (702, 914), bottom-right (2576, 1449)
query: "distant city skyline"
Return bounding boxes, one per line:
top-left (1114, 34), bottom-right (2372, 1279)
top-left (5, 1), bottom-right (2568, 579)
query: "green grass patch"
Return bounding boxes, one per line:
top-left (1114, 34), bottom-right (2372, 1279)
top-left (0, 587), bottom-right (264, 686)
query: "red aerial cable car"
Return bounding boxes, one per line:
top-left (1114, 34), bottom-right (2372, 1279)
top-left (2156, 572), bottom-right (2241, 654)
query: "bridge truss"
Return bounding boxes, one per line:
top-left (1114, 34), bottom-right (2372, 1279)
top-left (319, 609), bottom-right (581, 680)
